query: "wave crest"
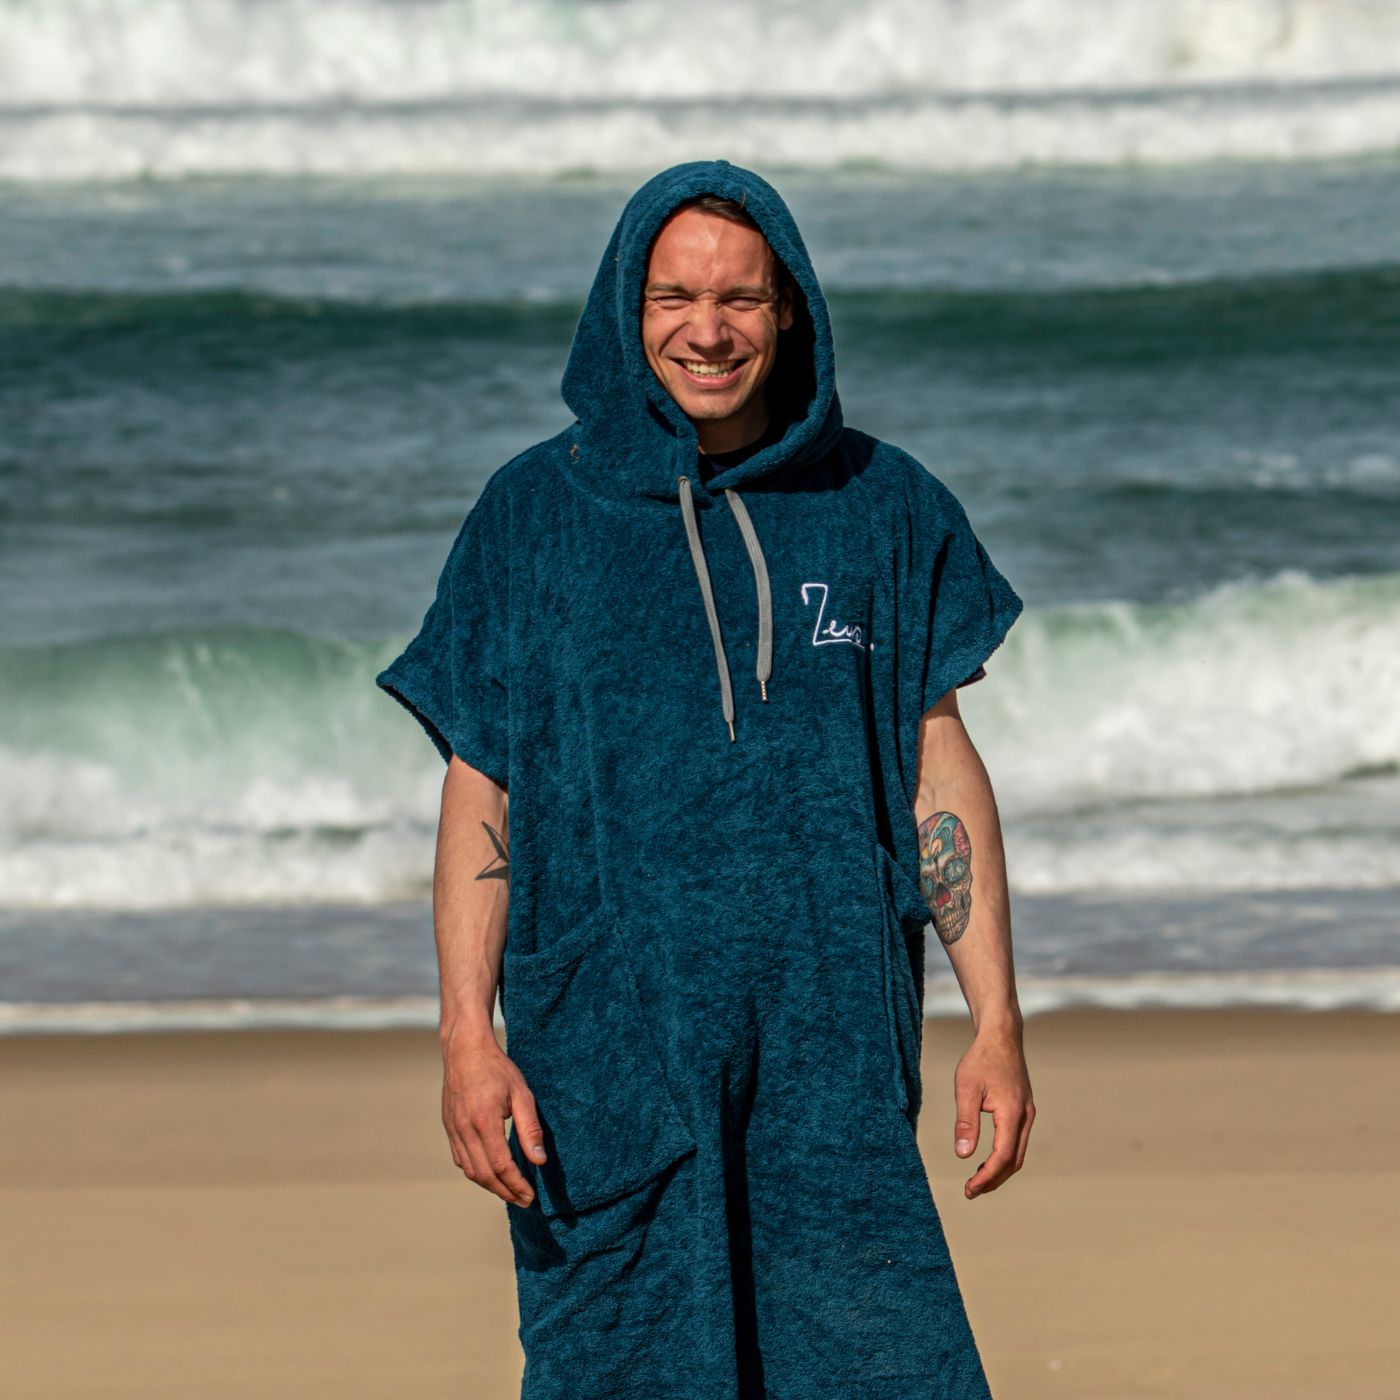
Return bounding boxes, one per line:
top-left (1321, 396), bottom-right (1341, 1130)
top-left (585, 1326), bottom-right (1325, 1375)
top-left (2, 571), bottom-right (1397, 907)
top-left (5, 0), bottom-right (1400, 177)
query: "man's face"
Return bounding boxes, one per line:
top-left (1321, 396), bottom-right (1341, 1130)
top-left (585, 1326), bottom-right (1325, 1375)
top-left (641, 208), bottom-right (794, 437)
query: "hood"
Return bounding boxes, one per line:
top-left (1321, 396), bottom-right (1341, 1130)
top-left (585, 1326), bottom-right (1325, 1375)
top-left (560, 159), bottom-right (844, 506)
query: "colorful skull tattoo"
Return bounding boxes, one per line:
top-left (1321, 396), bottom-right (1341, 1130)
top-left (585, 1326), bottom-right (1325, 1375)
top-left (917, 810), bottom-right (973, 945)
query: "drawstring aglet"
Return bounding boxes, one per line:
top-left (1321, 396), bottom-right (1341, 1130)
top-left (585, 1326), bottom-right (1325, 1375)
top-left (727, 719), bottom-right (736, 742)
top-left (760, 679), bottom-right (768, 702)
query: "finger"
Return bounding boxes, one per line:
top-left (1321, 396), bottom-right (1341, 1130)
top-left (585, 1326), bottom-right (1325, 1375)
top-left (953, 1074), bottom-right (983, 1159)
top-left (444, 1118), bottom-right (471, 1175)
top-left (461, 1121), bottom-right (533, 1206)
top-left (510, 1085), bottom-right (548, 1165)
top-left (965, 1100), bottom-right (1021, 1198)
top-left (978, 1104), bottom-right (1022, 1192)
top-left (1013, 1101), bottom-right (1036, 1173)
top-left (975, 1102), bottom-right (1022, 1193)
top-left (476, 1112), bottom-right (538, 1206)
top-left (442, 1095), bottom-right (473, 1176)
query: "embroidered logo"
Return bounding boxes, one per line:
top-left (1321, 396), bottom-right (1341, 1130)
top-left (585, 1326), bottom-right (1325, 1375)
top-left (800, 581), bottom-right (869, 650)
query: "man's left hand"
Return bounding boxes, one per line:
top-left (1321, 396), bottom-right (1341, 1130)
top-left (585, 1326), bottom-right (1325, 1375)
top-left (952, 1026), bottom-right (1035, 1199)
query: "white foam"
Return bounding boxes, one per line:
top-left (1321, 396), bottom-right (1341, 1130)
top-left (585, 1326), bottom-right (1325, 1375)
top-left (0, 994), bottom-right (440, 1035)
top-left (1009, 827), bottom-right (1400, 895)
top-left (6, 83), bottom-right (1400, 181)
top-left (3, 966), bottom-right (1396, 1034)
top-left (3, 572), bottom-right (1398, 908)
top-left (0, 823), bottom-right (434, 909)
top-left (5, 0), bottom-right (1399, 107)
top-left (964, 569), bottom-right (1400, 815)
top-left (924, 966), bottom-right (1400, 1016)
top-left (4, 0), bottom-right (1400, 178)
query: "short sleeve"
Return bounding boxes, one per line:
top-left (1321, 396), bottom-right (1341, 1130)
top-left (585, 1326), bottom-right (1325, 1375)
top-left (903, 462), bottom-right (1023, 714)
top-left (374, 487), bottom-right (510, 788)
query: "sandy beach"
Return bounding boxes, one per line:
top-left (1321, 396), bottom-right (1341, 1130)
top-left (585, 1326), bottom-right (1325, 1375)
top-left (2, 1008), bottom-right (1395, 1399)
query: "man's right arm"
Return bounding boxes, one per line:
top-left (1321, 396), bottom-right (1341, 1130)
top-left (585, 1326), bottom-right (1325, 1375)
top-left (435, 754), bottom-right (547, 1208)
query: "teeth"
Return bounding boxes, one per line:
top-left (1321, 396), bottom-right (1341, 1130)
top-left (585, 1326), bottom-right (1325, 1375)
top-left (682, 359), bottom-right (742, 377)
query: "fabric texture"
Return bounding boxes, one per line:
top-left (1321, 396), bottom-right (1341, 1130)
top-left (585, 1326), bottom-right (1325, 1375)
top-left (376, 159), bottom-right (1023, 1399)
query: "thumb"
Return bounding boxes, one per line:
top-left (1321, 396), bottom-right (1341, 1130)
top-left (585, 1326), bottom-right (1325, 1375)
top-left (511, 1086), bottom-right (548, 1164)
top-left (953, 1074), bottom-right (982, 1159)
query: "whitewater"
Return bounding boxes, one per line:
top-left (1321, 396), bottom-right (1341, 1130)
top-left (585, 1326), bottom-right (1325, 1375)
top-left (0, 569), bottom-right (1397, 911)
top-left (4, 0), bottom-right (1400, 178)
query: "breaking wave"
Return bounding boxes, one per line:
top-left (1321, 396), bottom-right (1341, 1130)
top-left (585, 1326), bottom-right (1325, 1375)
top-left (5, 0), bottom-right (1400, 178)
top-left (2, 569), bottom-right (1398, 907)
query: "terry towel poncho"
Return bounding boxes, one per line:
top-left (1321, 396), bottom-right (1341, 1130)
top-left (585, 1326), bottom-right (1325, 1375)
top-left (376, 160), bottom-right (1024, 1399)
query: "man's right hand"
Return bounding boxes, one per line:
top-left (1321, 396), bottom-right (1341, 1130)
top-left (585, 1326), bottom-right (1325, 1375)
top-left (441, 1027), bottom-right (548, 1208)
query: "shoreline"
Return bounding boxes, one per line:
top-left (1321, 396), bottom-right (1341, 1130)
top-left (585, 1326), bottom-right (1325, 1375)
top-left (3, 1008), bottom-right (1396, 1397)
top-left (4, 885), bottom-right (1399, 1034)
top-left (1, 963), bottom-right (1398, 1035)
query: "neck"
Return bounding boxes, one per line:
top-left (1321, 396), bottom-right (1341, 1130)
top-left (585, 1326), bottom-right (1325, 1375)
top-left (695, 398), bottom-right (769, 456)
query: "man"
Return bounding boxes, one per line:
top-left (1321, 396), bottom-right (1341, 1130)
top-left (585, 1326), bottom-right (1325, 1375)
top-left (376, 159), bottom-right (1033, 1398)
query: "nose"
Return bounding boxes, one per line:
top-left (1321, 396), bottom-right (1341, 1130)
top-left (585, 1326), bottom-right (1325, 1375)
top-left (685, 297), bottom-right (730, 349)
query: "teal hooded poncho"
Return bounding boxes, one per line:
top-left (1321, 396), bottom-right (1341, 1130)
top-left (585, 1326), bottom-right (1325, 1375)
top-left (377, 160), bottom-right (1022, 1399)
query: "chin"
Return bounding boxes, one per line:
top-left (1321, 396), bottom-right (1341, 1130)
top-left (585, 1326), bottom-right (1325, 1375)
top-left (681, 397), bottom-right (743, 421)
top-left (670, 381), bottom-right (754, 418)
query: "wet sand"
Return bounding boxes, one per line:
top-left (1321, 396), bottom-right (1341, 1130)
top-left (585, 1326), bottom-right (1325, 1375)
top-left (1, 1009), bottom-right (1396, 1398)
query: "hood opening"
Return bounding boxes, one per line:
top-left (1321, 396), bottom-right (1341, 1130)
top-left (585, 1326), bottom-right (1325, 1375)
top-left (761, 269), bottom-right (817, 455)
top-left (559, 160), bottom-right (842, 506)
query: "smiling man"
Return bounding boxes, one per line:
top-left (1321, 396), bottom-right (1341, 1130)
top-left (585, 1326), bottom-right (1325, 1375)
top-left (376, 161), bottom-right (1033, 1399)
top-left (640, 195), bottom-right (795, 458)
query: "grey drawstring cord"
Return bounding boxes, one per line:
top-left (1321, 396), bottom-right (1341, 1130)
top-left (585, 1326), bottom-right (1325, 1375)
top-left (726, 488), bottom-right (773, 704)
top-left (677, 474), bottom-right (773, 742)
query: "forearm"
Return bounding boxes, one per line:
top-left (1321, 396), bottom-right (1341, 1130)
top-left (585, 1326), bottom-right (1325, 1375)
top-left (912, 705), bottom-right (1022, 1037)
top-left (434, 755), bottom-right (511, 1050)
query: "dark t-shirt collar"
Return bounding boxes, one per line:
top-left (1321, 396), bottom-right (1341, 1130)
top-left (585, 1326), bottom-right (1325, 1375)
top-left (696, 416), bottom-right (785, 486)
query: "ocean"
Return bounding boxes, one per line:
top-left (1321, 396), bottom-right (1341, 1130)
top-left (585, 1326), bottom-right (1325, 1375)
top-left (2, 0), bottom-right (1397, 1031)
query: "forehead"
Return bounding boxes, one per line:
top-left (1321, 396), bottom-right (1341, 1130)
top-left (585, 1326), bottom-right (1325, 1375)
top-left (645, 208), bottom-right (776, 286)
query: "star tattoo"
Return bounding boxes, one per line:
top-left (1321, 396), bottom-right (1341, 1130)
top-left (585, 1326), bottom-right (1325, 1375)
top-left (475, 820), bottom-right (509, 884)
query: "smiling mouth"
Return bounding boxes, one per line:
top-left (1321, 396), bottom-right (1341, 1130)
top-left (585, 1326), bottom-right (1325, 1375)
top-left (674, 357), bottom-right (748, 386)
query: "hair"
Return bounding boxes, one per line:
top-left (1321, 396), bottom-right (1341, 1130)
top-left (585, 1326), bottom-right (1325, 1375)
top-left (668, 193), bottom-right (799, 312)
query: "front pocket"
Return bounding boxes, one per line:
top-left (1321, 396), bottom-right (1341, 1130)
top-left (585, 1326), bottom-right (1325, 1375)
top-left (501, 901), bottom-right (698, 1218)
top-left (874, 843), bottom-right (930, 1125)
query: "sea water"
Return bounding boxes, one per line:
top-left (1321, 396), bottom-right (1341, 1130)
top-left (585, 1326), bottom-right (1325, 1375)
top-left (2, 0), bottom-right (1398, 1029)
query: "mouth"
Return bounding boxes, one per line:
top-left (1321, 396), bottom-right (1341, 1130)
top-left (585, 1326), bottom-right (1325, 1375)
top-left (673, 357), bottom-right (749, 388)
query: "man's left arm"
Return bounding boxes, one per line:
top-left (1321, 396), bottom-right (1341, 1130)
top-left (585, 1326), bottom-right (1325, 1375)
top-left (913, 685), bottom-right (1035, 1200)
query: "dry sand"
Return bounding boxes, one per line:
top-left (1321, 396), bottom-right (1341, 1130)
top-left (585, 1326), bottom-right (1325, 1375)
top-left (1, 1009), bottom-right (1396, 1398)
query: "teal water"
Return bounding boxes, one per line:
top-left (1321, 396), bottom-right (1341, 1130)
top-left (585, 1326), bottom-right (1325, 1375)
top-left (2, 159), bottom-right (1398, 1021)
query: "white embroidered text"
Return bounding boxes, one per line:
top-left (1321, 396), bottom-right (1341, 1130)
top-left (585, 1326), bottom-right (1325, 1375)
top-left (800, 582), bottom-right (868, 650)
